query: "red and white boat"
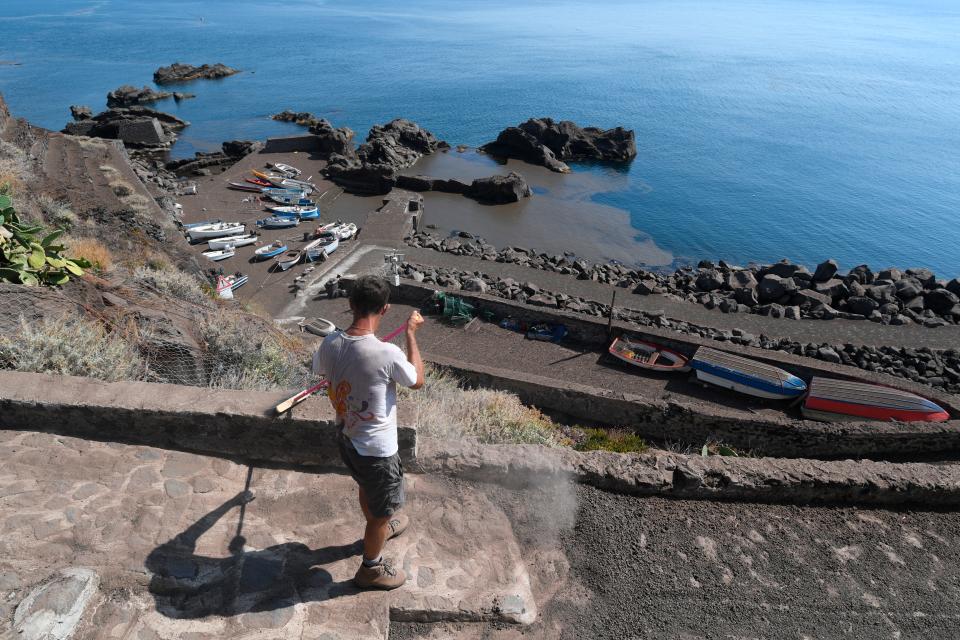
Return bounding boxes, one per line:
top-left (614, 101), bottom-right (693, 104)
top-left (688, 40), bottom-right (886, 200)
top-left (608, 337), bottom-right (689, 372)
top-left (802, 377), bottom-right (950, 423)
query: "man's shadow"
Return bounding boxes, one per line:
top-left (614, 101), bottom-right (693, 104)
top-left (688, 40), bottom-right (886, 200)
top-left (145, 489), bottom-right (362, 619)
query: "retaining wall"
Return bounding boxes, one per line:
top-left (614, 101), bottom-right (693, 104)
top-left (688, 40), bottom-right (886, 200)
top-left (0, 371), bottom-right (417, 467)
top-left (386, 280), bottom-right (960, 458)
top-left (262, 134), bottom-right (322, 154)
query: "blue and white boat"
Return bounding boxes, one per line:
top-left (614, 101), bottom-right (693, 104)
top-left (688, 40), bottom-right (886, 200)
top-left (690, 347), bottom-right (807, 400)
top-left (256, 216), bottom-right (300, 229)
top-left (304, 233), bottom-right (339, 261)
top-left (266, 193), bottom-right (315, 206)
top-left (253, 241), bottom-right (288, 260)
top-left (269, 205), bottom-right (319, 219)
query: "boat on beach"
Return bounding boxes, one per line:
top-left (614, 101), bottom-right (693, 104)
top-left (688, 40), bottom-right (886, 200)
top-left (690, 346), bottom-right (807, 400)
top-left (202, 248), bottom-right (235, 262)
top-left (246, 177), bottom-right (272, 187)
top-left (268, 205), bottom-right (319, 219)
top-left (182, 219), bottom-right (222, 229)
top-left (187, 222), bottom-right (244, 241)
top-left (228, 181), bottom-right (262, 192)
top-left (267, 162), bottom-right (301, 177)
top-left (254, 241), bottom-right (288, 260)
top-left (256, 216), bottom-right (300, 229)
top-left (265, 192), bottom-right (314, 206)
top-left (802, 377), bottom-right (950, 423)
top-left (608, 337), bottom-right (690, 372)
top-left (300, 317), bottom-right (337, 337)
top-left (304, 233), bottom-right (339, 261)
top-left (207, 234), bottom-right (257, 250)
top-left (276, 249), bottom-right (304, 271)
top-left (336, 222), bottom-right (358, 239)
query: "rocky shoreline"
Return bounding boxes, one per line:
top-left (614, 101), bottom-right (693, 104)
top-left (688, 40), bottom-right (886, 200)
top-left (406, 231), bottom-right (960, 328)
top-left (397, 260), bottom-right (960, 395)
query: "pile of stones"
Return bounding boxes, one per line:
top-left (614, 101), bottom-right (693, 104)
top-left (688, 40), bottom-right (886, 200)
top-left (405, 231), bottom-right (960, 327)
top-left (399, 261), bottom-right (960, 394)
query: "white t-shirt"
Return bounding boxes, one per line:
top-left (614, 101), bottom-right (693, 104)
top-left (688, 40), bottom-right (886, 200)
top-left (312, 331), bottom-right (418, 457)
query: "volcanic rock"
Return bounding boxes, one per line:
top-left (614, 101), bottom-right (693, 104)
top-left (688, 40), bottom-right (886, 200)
top-left (106, 85), bottom-right (173, 108)
top-left (272, 110), bottom-right (322, 127)
top-left (847, 295), bottom-right (880, 317)
top-left (63, 106), bottom-right (187, 149)
top-left (695, 269), bottom-right (724, 291)
top-left (464, 172), bottom-right (532, 204)
top-left (894, 278), bottom-right (923, 300)
top-left (300, 118), bottom-right (353, 158)
top-left (154, 62), bottom-right (239, 85)
top-left (813, 259), bottom-right (838, 282)
top-left (847, 264), bottom-right (874, 285)
top-left (481, 117), bottom-right (636, 171)
top-left (905, 268), bottom-right (936, 287)
top-left (69, 105), bottom-right (92, 121)
top-left (325, 119), bottom-right (446, 195)
top-left (924, 289), bottom-right (960, 315)
top-left (480, 126), bottom-right (570, 172)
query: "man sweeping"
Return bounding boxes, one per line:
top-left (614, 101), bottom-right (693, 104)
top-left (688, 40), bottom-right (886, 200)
top-left (312, 275), bottom-right (425, 589)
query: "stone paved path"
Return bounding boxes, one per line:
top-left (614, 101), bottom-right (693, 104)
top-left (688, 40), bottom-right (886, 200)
top-left (0, 430), bottom-right (536, 639)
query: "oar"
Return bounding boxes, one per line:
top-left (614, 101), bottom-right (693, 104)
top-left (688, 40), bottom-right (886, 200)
top-left (274, 321), bottom-right (409, 414)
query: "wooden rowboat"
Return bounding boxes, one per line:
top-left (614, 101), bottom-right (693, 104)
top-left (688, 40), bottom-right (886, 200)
top-left (802, 377), bottom-right (950, 423)
top-left (690, 347), bottom-right (807, 400)
top-left (608, 337), bottom-right (689, 372)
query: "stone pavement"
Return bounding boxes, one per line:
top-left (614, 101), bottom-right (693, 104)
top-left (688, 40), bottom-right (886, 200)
top-left (0, 430), bottom-right (536, 639)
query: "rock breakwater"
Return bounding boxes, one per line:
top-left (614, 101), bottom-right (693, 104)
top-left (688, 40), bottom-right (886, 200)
top-left (406, 231), bottom-right (960, 327)
top-left (398, 260), bottom-right (960, 395)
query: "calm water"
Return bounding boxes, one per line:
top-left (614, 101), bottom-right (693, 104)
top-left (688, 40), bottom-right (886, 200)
top-left (2, 0), bottom-right (959, 274)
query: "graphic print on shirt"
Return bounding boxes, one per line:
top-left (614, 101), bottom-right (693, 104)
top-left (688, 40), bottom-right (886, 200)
top-left (329, 380), bottom-right (375, 428)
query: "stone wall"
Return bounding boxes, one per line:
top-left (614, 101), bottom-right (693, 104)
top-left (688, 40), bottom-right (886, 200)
top-left (418, 439), bottom-right (960, 508)
top-left (262, 134), bottom-right (323, 154)
top-left (0, 371), bottom-right (417, 466)
top-left (391, 280), bottom-right (960, 415)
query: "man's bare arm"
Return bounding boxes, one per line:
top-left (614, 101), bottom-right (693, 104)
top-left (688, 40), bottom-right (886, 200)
top-left (406, 310), bottom-right (425, 389)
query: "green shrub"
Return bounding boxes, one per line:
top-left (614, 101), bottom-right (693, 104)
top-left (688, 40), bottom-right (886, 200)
top-left (0, 192), bottom-right (89, 286)
top-left (0, 315), bottom-right (143, 381)
top-left (575, 428), bottom-right (649, 453)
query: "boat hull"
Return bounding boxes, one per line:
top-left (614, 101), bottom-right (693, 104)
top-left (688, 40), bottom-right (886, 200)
top-left (188, 224), bottom-right (244, 240)
top-left (690, 347), bottom-right (807, 400)
top-left (208, 235), bottom-right (257, 250)
top-left (608, 338), bottom-right (689, 372)
top-left (802, 377), bottom-right (950, 422)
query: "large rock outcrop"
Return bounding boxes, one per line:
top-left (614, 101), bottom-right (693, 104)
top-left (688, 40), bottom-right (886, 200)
top-left (62, 106), bottom-right (188, 149)
top-left (464, 172), bottom-right (532, 204)
top-left (106, 85), bottom-right (173, 108)
top-left (153, 62), bottom-right (239, 85)
top-left (166, 139), bottom-right (265, 176)
top-left (481, 117), bottom-right (637, 171)
top-left (309, 118), bottom-right (356, 156)
top-left (325, 118), bottom-right (447, 195)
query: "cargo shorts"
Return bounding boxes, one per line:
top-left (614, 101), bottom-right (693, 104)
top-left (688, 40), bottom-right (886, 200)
top-left (337, 430), bottom-right (405, 518)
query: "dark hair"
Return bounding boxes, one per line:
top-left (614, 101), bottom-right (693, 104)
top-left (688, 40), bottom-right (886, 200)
top-left (349, 275), bottom-right (390, 316)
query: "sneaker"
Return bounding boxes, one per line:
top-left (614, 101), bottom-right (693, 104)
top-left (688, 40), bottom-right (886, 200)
top-left (354, 559), bottom-right (407, 590)
top-left (387, 513), bottom-right (409, 540)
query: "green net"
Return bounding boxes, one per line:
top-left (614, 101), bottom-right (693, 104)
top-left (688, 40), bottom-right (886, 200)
top-left (436, 292), bottom-right (477, 324)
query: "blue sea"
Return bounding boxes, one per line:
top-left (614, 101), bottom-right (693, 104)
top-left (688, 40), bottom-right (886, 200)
top-left (2, 0), bottom-right (959, 275)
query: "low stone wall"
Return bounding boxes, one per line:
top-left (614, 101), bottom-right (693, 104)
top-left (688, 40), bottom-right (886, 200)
top-left (262, 134), bottom-right (322, 154)
top-left (0, 371), bottom-right (417, 466)
top-left (373, 280), bottom-right (960, 458)
top-left (418, 439), bottom-right (960, 508)
top-left (392, 280), bottom-right (960, 414)
top-left (426, 353), bottom-right (960, 459)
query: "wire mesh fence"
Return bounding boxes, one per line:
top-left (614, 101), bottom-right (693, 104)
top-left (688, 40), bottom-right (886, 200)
top-left (0, 275), bottom-right (314, 392)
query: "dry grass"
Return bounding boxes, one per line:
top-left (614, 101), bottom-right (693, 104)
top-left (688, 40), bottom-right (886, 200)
top-left (199, 309), bottom-right (308, 391)
top-left (0, 315), bottom-right (144, 382)
top-left (36, 194), bottom-right (79, 230)
top-left (109, 180), bottom-right (134, 198)
top-left (401, 366), bottom-right (568, 447)
top-left (0, 139), bottom-right (30, 194)
top-left (132, 264), bottom-right (208, 305)
top-left (68, 237), bottom-right (114, 272)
